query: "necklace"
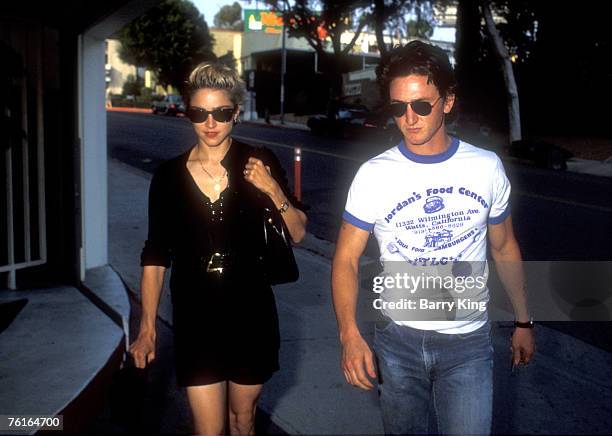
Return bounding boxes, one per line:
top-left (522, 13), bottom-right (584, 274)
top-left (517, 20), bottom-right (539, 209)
top-left (198, 158), bottom-right (227, 192)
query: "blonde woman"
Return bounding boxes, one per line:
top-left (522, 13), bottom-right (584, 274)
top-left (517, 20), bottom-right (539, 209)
top-left (129, 62), bottom-right (307, 435)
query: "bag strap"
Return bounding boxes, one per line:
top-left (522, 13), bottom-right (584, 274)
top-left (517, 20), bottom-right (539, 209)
top-left (263, 207), bottom-right (291, 246)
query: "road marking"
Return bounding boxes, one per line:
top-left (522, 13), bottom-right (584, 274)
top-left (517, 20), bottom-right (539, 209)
top-left (232, 135), bottom-right (361, 162)
top-left (234, 134), bottom-right (612, 214)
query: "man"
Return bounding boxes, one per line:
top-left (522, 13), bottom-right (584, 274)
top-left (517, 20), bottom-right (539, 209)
top-left (331, 41), bottom-right (535, 435)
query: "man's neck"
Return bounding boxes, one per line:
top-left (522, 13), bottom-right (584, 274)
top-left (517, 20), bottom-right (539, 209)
top-left (403, 130), bottom-right (450, 156)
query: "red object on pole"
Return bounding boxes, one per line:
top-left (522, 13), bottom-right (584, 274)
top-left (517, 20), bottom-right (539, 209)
top-left (294, 146), bottom-right (302, 202)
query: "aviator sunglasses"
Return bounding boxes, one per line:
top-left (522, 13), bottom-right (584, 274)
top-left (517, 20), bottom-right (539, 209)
top-left (187, 105), bottom-right (236, 123)
top-left (389, 97), bottom-right (442, 117)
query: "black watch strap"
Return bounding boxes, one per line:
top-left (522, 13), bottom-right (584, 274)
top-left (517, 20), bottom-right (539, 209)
top-left (514, 319), bottom-right (534, 328)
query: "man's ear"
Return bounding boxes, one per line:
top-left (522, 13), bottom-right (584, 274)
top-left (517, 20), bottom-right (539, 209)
top-left (443, 94), bottom-right (456, 114)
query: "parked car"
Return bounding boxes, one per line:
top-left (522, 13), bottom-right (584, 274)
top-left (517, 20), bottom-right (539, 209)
top-left (307, 104), bottom-right (368, 137)
top-left (507, 139), bottom-right (573, 170)
top-left (307, 104), bottom-right (402, 146)
top-left (151, 95), bottom-right (186, 116)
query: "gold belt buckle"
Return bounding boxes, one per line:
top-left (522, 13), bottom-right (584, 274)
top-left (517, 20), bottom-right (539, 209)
top-left (206, 252), bottom-right (226, 274)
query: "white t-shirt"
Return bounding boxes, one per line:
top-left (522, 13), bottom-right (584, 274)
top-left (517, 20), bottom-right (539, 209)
top-left (344, 137), bottom-right (511, 334)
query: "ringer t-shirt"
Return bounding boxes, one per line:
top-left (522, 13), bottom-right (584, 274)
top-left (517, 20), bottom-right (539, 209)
top-left (343, 137), bottom-right (511, 334)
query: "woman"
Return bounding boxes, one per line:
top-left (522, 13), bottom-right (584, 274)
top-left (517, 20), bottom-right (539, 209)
top-left (129, 62), bottom-right (307, 435)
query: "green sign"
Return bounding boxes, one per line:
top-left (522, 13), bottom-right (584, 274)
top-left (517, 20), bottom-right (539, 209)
top-left (244, 9), bottom-right (283, 34)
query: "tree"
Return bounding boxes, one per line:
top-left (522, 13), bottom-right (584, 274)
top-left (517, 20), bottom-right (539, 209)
top-left (520, 1), bottom-right (611, 136)
top-left (118, 0), bottom-right (216, 94)
top-left (480, 0), bottom-right (521, 142)
top-left (454, 0), bottom-right (482, 111)
top-left (122, 74), bottom-right (144, 96)
top-left (406, 18), bottom-right (433, 38)
top-left (452, 0), bottom-right (536, 142)
top-left (263, 0), bottom-right (372, 101)
top-left (371, 0), bottom-right (413, 57)
top-left (214, 1), bottom-right (244, 30)
top-left (370, 1), bottom-right (443, 56)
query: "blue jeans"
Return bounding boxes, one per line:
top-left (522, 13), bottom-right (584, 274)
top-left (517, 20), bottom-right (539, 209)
top-left (373, 321), bottom-right (494, 435)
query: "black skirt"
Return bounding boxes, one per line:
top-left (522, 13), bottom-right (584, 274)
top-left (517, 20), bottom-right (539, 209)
top-left (171, 271), bottom-right (280, 387)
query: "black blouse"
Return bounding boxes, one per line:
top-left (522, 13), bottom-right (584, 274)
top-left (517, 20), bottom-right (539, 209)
top-left (140, 139), bottom-right (303, 288)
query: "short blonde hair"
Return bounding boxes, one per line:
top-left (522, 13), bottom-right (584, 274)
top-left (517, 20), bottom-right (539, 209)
top-left (186, 62), bottom-right (246, 105)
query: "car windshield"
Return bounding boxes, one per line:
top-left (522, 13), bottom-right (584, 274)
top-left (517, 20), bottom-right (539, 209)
top-left (168, 95), bottom-right (183, 103)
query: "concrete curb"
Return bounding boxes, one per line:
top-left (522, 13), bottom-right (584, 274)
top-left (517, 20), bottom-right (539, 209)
top-left (106, 107), bottom-right (151, 113)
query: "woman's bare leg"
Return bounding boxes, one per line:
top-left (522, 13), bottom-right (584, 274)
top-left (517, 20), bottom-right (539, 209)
top-left (186, 381), bottom-right (227, 435)
top-left (228, 382), bottom-right (263, 436)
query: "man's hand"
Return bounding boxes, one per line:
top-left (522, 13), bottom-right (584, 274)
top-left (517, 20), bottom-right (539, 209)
top-left (511, 327), bottom-right (535, 367)
top-left (129, 331), bottom-right (156, 369)
top-left (341, 333), bottom-right (377, 390)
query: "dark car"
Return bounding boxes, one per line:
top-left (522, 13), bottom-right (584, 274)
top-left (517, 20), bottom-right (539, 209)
top-left (346, 110), bottom-right (402, 146)
top-left (151, 95), bottom-right (186, 116)
top-left (307, 105), bottom-right (401, 146)
top-left (507, 139), bottom-right (573, 170)
top-left (307, 104), bottom-right (368, 137)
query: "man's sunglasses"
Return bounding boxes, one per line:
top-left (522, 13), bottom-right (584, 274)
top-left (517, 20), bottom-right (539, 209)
top-left (186, 106), bottom-right (236, 123)
top-left (389, 97), bottom-right (442, 117)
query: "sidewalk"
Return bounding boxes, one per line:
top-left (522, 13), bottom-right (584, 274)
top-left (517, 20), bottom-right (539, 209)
top-left (107, 157), bottom-right (612, 434)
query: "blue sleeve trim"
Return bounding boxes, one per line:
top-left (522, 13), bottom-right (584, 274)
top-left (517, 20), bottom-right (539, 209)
top-left (488, 205), bottom-right (511, 224)
top-left (342, 210), bottom-right (375, 232)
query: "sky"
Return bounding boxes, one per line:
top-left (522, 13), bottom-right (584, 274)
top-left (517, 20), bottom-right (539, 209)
top-left (191, 0), bottom-right (236, 25)
top-left (192, 0), bottom-right (268, 26)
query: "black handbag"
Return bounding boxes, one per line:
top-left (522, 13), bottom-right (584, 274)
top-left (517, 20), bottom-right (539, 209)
top-left (109, 351), bottom-right (150, 431)
top-left (261, 206), bottom-right (299, 285)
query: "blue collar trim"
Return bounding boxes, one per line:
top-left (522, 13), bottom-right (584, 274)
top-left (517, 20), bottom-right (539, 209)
top-left (398, 137), bottom-right (460, 164)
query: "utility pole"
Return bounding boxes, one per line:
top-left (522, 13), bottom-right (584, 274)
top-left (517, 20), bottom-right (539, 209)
top-left (280, 3), bottom-right (287, 124)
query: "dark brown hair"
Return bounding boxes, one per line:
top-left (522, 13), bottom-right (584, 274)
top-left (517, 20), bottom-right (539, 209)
top-left (376, 41), bottom-right (457, 103)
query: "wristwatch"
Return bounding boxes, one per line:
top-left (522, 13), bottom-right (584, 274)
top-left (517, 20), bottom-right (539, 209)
top-left (278, 201), bottom-right (289, 214)
top-left (514, 318), bottom-right (534, 328)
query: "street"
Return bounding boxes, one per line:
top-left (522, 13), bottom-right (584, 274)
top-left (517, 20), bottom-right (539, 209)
top-left (108, 111), bottom-right (612, 261)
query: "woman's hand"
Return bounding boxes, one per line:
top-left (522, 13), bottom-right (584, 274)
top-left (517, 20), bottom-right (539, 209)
top-left (244, 156), bottom-right (307, 243)
top-left (243, 157), bottom-right (279, 196)
top-left (129, 331), bottom-right (156, 369)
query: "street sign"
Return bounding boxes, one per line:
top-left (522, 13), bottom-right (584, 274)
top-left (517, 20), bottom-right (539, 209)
top-left (244, 9), bottom-right (283, 34)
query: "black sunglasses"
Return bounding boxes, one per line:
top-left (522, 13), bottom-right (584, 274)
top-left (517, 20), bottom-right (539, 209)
top-left (389, 97), bottom-right (442, 117)
top-left (187, 106), bottom-right (236, 123)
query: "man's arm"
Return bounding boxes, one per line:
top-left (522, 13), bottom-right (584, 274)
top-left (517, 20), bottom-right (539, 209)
top-left (331, 220), bottom-right (377, 390)
top-left (488, 215), bottom-right (535, 365)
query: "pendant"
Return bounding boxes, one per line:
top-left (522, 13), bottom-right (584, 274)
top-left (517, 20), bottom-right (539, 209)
top-left (214, 183), bottom-right (221, 192)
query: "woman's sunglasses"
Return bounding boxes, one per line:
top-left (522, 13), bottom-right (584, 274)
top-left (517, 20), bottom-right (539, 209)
top-left (187, 106), bottom-right (236, 123)
top-left (389, 97), bottom-right (442, 117)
